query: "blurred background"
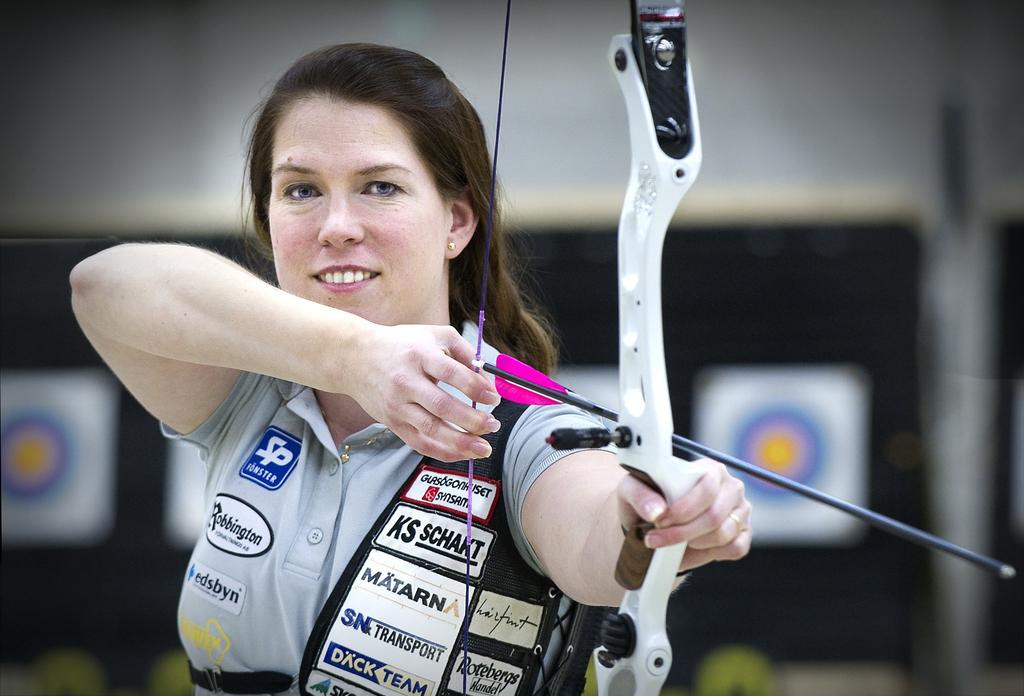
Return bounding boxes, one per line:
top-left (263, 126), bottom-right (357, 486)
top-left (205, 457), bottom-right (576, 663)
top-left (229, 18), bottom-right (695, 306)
top-left (1, 1), bottom-right (1021, 695)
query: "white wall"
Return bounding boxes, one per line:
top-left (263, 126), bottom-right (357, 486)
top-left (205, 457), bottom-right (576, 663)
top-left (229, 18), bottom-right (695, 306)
top-left (0, 0), bottom-right (1020, 234)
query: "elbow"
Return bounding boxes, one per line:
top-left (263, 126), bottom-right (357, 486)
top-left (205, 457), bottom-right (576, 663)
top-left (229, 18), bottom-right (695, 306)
top-left (69, 253), bottom-right (104, 319)
top-left (69, 245), bottom-right (127, 322)
top-left (69, 255), bottom-right (97, 298)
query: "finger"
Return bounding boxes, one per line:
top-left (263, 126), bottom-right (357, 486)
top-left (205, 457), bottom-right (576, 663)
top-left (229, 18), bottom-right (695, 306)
top-left (617, 473), bottom-right (668, 527)
top-left (675, 500), bottom-right (753, 551)
top-left (413, 381), bottom-right (500, 437)
top-left (434, 332), bottom-right (500, 405)
top-left (677, 527), bottom-right (753, 572)
top-left (426, 349), bottom-right (500, 407)
top-left (390, 406), bottom-right (493, 463)
top-left (664, 460), bottom-right (729, 524)
top-left (645, 485), bottom-right (747, 548)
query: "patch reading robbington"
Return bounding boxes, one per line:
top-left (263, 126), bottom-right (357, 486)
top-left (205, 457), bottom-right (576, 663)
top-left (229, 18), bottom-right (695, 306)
top-left (318, 551), bottom-right (471, 696)
top-left (401, 465), bottom-right (500, 524)
top-left (205, 494), bottom-right (273, 557)
top-left (374, 504), bottom-right (495, 579)
top-left (469, 591), bottom-right (543, 650)
top-left (447, 653), bottom-right (524, 696)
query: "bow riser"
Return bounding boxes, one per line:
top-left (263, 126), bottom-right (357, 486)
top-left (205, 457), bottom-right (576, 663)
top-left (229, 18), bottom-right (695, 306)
top-left (595, 33), bottom-right (704, 696)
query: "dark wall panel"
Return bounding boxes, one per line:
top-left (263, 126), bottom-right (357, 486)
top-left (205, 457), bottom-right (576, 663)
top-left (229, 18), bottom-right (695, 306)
top-left (5, 225), bottom-right (995, 691)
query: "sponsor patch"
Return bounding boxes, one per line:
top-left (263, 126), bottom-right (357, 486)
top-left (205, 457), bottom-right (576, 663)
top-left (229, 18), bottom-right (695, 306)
top-left (374, 504), bottom-right (494, 580)
top-left (469, 591), bottom-right (543, 650)
top-left (179, 614), bottom-right (232, 666)
top-left (318, 551), bottom-right (469, 695)
top-left (305, 670), bottom-right (378, 696)
top-left (448, 653), bottom-right (524, 696)
top-left (205, 494), bottom-right (273, 557)
top-left (239, 425), bottom-right (301, 491)
top-left (351, 550), bottom-right (467, 624)
top-left (338, 609), bottom-right (448, 664)
top-left (185, 560), bottom-right (246, 615)
top-left (401, 465), bottom-right (500, 524)
top-left (321, 641), bottom-right (434, 696)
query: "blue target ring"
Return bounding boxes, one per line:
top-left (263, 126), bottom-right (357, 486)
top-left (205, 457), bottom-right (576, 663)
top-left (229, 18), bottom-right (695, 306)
top-left (1, 411), bottom-right (72, 499)
top-left (731, 406), bottom-right (825, 498)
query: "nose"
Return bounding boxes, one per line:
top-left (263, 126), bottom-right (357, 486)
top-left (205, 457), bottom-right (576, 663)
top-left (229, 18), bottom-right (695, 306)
top-left (317, 195), bottom-right (365, 247)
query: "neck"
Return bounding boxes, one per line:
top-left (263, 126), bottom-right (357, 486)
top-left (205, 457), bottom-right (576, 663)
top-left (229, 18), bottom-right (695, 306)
top-left (314, 390), bottom-right (376, 445)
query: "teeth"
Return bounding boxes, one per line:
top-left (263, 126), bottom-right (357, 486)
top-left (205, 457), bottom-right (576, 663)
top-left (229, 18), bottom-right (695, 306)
top-left (319, 270), bottom-right (375, 285)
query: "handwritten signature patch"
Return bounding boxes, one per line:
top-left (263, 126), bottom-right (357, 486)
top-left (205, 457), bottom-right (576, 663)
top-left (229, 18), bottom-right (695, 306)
top-left (469, 591), bottom-right (543, 650)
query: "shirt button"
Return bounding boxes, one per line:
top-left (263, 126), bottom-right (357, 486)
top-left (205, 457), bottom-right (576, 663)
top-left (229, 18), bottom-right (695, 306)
top-left (307, 528), bottom-right (324, 545)
top-left (328, 458), bottom-right (339, 475)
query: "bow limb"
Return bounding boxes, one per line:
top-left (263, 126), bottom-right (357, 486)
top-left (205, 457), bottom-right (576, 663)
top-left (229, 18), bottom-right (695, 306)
top-left (594, 5), bottom-right (703, 695)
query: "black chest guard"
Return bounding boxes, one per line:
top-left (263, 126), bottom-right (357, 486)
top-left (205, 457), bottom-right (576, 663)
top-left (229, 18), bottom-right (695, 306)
top-left (300, 400), bottom-right (607, 696)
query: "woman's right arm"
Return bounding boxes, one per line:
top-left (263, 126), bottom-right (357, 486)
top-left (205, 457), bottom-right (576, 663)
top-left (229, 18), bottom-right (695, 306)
top-left (69, 243), bottom-right (497, 459)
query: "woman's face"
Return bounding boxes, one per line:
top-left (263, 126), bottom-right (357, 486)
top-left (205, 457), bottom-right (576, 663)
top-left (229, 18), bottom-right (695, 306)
top-left (267, 96), bottom-right (476, 326)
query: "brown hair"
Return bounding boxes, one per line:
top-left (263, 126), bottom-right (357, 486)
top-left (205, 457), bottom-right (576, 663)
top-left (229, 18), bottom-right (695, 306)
top-left (245, 43), bottom-right (557, 373)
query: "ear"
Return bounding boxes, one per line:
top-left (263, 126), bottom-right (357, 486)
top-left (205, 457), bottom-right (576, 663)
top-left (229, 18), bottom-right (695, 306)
top-left (446, 191), bottom-right (478, 258)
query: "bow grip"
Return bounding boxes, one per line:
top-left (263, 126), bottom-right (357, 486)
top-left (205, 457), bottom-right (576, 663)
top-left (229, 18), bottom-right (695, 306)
top-left (615, 466), bottom-right (661, 590)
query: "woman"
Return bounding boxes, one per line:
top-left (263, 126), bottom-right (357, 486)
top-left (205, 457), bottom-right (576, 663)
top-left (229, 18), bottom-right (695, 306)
top-left (70, 44), bottom-right (752, 696)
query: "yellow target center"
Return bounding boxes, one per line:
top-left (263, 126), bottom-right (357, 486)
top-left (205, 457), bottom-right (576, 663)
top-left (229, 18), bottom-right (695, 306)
top-left (757, 434), bottom-right (798, 473)
top-left (14, 439), bottom-right (50, 476)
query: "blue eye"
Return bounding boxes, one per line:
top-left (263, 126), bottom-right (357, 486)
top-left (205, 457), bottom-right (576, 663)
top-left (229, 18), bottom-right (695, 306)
top-left (284, 184), bottom-right (319, 200)
top-left (367, 181), bottom-right (400, 196)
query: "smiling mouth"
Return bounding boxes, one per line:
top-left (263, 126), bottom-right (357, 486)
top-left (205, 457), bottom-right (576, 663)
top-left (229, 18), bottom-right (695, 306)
top-left (317, 270), bottom-right (380, 285)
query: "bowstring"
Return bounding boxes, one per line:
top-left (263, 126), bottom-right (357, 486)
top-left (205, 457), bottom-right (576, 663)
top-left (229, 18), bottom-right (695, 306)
top-left (465, 1), bottom-right (512, 693)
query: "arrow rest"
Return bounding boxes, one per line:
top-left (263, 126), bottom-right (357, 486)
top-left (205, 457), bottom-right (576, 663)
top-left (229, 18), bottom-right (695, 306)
top-left (547, 426), bottom-right (633, 449)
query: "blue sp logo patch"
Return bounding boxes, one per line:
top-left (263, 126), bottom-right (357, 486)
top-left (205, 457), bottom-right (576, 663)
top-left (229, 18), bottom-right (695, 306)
top-left (239, 426), bottom-right (301, 491)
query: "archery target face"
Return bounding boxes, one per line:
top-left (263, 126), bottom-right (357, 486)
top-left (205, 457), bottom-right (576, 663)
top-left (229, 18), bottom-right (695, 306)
top-left (694, 365), bottom-right (870, 545)
top-left (1, 411), bottom-right (71, 499)
top-left (1, 369), bottom-right (119, 546)
top-left (733, 406), bottom-right (825, 496)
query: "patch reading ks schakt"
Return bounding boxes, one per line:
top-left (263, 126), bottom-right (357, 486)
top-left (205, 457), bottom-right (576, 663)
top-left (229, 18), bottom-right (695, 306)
top-left (374, 504), bottom-right (495, 579)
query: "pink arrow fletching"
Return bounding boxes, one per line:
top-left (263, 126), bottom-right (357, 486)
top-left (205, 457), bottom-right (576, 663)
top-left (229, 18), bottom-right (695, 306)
top-left (494, 353), bottom-right (567, 406)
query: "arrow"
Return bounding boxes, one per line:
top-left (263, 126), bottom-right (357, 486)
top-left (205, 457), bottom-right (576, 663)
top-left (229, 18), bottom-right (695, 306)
top-left (474, 354), bottom-right (1017, 579)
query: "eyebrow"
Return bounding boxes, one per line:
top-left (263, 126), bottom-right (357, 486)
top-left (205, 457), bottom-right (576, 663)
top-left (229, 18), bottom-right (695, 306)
top-left (271, 162), bottom-right (414, 178)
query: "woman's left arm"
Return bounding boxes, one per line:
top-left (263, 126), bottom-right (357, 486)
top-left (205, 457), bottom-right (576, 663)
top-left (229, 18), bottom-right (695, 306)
top-left (521, 450), bottom-right (753, 606)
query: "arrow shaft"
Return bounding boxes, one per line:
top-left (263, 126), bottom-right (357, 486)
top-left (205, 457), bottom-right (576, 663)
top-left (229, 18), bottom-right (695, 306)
top-left (480, 360), bottom-right (1015, 579)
